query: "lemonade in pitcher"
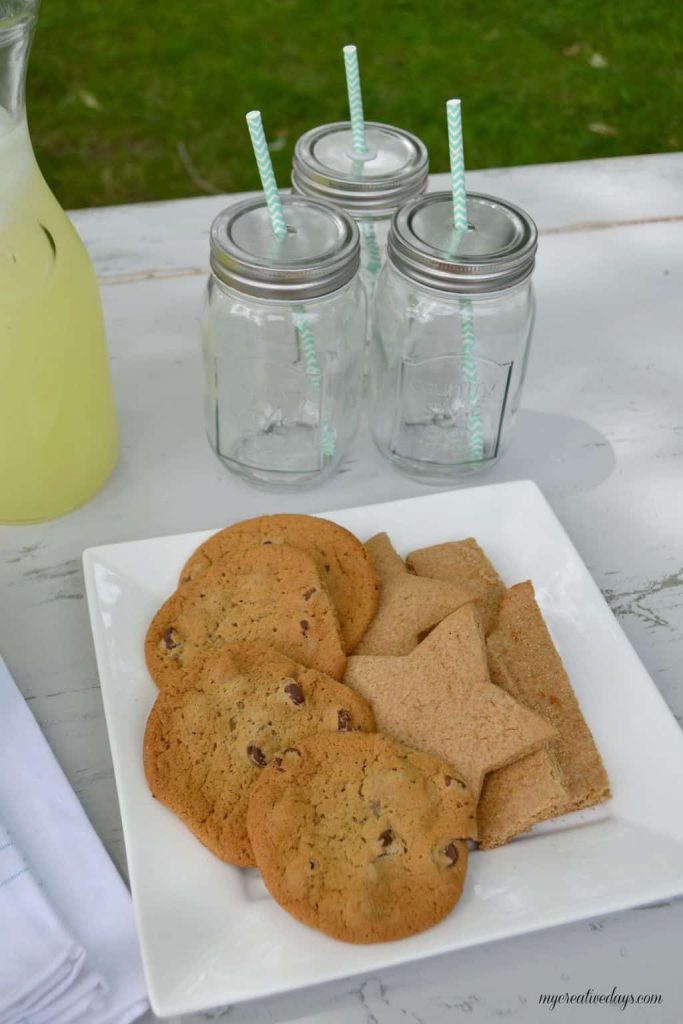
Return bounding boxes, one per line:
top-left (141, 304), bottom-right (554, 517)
top-left (0, 1), bottom-right (118, 522)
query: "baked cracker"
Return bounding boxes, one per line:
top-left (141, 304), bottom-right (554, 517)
top-left (345, 603), bottom-right (556, 797)
top-left (477, 652), bottom-right (568, 848)
top-left (353, 533), bottom-right (474, 656)
top-left (487, 581), bottom-right (611, 815)
top-left (407, 538), bottom-right (505, 635)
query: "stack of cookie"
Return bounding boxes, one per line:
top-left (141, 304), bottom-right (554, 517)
top-left (143, 514), bottom-right (610, 944)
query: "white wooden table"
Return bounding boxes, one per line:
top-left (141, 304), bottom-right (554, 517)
top-left (1, 154), bottom-right (682, 1023)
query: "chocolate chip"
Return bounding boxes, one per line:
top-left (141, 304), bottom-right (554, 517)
top-left (284, 681), bottom-right (305, 706)
top-left (375, 829), bottom-right (406, 858)
top-left (324, 564), bottom-right (330, 572)
top-left (443, 842), bottom-right (459, 866)
top-left (303, 588), bottom-right (316, 600)
top-left (337, 709), bottom-right (352, 732)
top-left (162, 628), bottom-right (180, 650)
top-left (272, 756), bottom-right (285, 772)
top-left (309, 859), bottom-right (318, 871)
top-left (299, 619), bottom-right (309, 636)
top-left (262, 540), bottom-right (273, 545)
top-left (247, 744), bottom-right (268, 768)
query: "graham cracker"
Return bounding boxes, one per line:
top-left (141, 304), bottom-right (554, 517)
top-left (344, 603), bottom-right (556, 799)
top-left (487, 581), bottom-right (611, 815)
top-left (477, 651), bottom-right (568, 848)
top-left (407, 539), bottom-right (505, 634)
top-left (353, 534), bottom-right (474, 656)
top-left (477, 748), bottom-right (567, 849)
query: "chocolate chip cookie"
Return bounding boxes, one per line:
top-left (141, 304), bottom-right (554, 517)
top-left (178, 514), bottom-right (380, 652)
top-left (146, 542), bottom-right (346, 687)
top-left (247, 732), bottom-right (477, 943)
top-left (143, 643), bottom-right (375, 866)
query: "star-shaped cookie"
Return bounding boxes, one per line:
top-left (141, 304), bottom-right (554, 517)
top-left (345, 602), bottom-right (556, 796)
top-left (353, 533), bottom-right (474, 656)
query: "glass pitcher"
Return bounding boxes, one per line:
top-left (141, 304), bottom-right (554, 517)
top-left (0, 0), bottom-right (118, 523)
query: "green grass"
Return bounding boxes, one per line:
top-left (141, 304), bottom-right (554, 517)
top-left (27, 0), bottom-right (683, 209)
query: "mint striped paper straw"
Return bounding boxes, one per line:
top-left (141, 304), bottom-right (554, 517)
top-left (447, 98), bottom-right (468, 232)
top-left (361, 221), bottom-right (382, 275)
top-left (343, 45), bottom-right (382, 286)
top-left (343, 45), bottom-right (366, 154)
top-left (447, 98), bottom-right (484, 463)
top-left (246, 110), bottom-right (288, 241)
top-left (293, 311), bottom-right (337, 457)
top-left (245, 110), bottom-right (335, 461)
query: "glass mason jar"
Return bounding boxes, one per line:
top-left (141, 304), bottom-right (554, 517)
top-left (203, 195), bottom-right (365, 490)
top-left (370, 191), bottom-right (538, 482)
top-left (291, 121), bottom-right (428, 326)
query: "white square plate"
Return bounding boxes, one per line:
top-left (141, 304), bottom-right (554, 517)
top-left (83, 481), bottom-right (683, 1017)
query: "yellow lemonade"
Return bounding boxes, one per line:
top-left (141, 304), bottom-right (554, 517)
top-left (0, 113), bottom-right (119, 522)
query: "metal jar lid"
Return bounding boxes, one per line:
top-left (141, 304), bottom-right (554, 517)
top-left (292, 121), bottom-right (429, 218)
top-left (209, 194), bottom-right (360, 301)
top-left (388, 191), bottom-right (538, 294)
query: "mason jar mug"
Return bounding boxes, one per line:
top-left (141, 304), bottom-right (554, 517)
top-left (291, 121), bottom-right (428, 329)
top-left (370, 191), bottom-right (538, 481)
top-left (203, 195), bottom-right (366, 489)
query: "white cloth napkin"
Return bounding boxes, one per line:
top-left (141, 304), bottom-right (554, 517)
top-left (0, 819), bottom-right (105, 1024)
top-left (0, 655), bottom-right (148, 1024)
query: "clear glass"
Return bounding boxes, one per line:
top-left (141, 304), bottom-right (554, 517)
top-left (0, 0), bottom-right (118, 523)
top-left (203, 275), bottom-right (366, 490)
top-left (357, 213), bottom-right (390, 334)
top-left (370, 262), bottom-right (535, 482)
top-left (292, 123), bottom-right (428, 352)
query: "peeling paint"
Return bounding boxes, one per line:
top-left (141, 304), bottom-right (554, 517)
top-left (603, 568), bottom-right (683, 630)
